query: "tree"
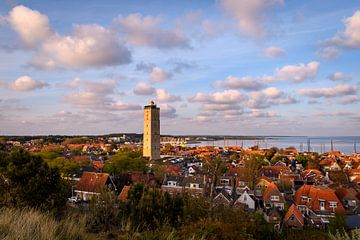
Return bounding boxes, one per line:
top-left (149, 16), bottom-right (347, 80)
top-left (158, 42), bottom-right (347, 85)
top-left (245, 154), bottom-right (266, 189)
top-left (0, 148), bottom-right (69, 212)
top-left (265, 147), bottom-right (278, 161)
top-left (296, 154), bottom-right (311, 168)
top-left (104, 150), bottom-right (147, 175)
top-left (271, 154), bottom-right (289, 165)
top-left (203, 156), bottom-right (227, 200)
top-left (328, 214), bottom-right (346, 235)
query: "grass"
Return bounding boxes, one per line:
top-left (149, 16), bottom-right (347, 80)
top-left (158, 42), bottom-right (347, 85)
top-left (0, 208), bottom-right (92, 240)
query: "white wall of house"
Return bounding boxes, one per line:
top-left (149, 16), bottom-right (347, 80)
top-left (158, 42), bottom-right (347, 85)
top-left (235, 191), bottom-right (255, 209)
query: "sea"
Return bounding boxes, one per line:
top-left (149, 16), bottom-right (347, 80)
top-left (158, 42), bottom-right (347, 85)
top-left (187, 136), bottom-right (360, 155)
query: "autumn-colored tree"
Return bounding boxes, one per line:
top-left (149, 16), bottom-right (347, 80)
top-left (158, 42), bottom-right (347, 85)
top-left (245, 154), bottom-right (266, 189)
top-left (203, 156), bottom-right (227, 200)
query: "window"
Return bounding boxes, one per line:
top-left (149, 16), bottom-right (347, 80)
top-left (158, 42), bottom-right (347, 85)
top-left (301, 196), bottom-right (307, 202)
top-left (320, 201), bottom-right (325, 210)
top-left (329, 202), bottom-right (337, 208)
top-left (271, 195), bottom-right (279, 201)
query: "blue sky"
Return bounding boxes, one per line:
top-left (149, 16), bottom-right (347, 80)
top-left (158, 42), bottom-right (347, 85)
top-left (0, 0), bottom-right (359, 136)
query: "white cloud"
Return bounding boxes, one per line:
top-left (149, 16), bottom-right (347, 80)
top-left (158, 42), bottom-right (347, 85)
top-left (250, 110), bottom-right (278, 118)
top-left (214, 75), bottom-right (265, 90)
top-left (274, 61), bottom-right (319, 82)
top-left (340, 95), bottom-right (359, 105)
top-left (247, 88), bottom-right (296, 109)
top-left (149, 67), bottom-right (172, 83)
top-left (64, 91), bottom-right (106, 107)
top-left (203, 103), bottom-right (241, 111)
top-left (110, 102), bottom-right (142, 111)
top-left (299, 84), bottom-right (358, 98)
top-left (190, 90), bottom-right (247, 104)
top-left (5, 75), bottom-right (48, 91)
top-left (329, 10), bottom-right (360, 48)
top-left (314, 111), bottom-right (354, 117)
top-left (263, 46), bottom-right (285, 58)
top-left (156, 89), bottom-right (181, 102)
top-left (327, 72), bottom-right (352, 81)
top-left (133, 82), bottom-right (156, 95)
top-left (317, 46), bottom-right (340, 60)
top-left (63, 78), bottom-right (141, 112)
top-left (220, 0), bottom-right (283, 38)
top-left (159, 104), bottom-right (177, 118)
top-left (115, 13), bottom-right (189, 49)
top-left (31, 24), bottom-right (131, 70)
top-left (7, 5), bottom-right (53, 47)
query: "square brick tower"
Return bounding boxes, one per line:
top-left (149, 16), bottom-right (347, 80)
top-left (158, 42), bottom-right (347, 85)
top-left (143, 101), bottom-right (160, 160)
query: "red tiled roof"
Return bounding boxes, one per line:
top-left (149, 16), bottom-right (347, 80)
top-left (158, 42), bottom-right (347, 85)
top-left (76, 172), bottom-right (109, 193)
top-left (263, 182), bottom-right (285, 203)
top-left (301, 169), bottom-right (323, 177)
top-left (284, 204), bottom-right (304, 226)
top-left (294, 185), bottom-right (345, 213)
top-left (118, 185), bottom-right (131, 201)
top-left (262, 165), bottom-right (291, 173)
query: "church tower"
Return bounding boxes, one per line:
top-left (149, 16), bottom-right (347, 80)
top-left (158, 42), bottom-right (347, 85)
top-left (143, 101), bottom-right (160, 160)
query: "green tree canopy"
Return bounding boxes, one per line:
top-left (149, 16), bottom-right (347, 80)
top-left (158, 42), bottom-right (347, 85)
top-left (0, 148), bottom-right (69, 212)
top-left (104, 149), bottom-right (147, 175)
top-left (295, 154), bottom-right (311, 168)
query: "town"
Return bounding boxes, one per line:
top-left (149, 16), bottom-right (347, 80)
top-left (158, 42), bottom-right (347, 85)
top-left (1, 102), bottom-right (359, 239)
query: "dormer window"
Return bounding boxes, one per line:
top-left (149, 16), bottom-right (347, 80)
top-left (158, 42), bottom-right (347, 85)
top-left (271, 195), bottom-right (279, 201)
top-left (301, 196), bottom-right (307, 201)
top-left (190, 183), bottom-right (199, 188)
top-left (329, 202), bottom-right (337, 208)
top-left (168, 181), bottom-right (177, 186)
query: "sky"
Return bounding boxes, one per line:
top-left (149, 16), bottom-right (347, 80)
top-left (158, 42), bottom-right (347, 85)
top-left (0, 0), bottom-right (359, 136)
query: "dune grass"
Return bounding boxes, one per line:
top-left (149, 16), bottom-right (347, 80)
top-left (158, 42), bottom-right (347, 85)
top-left (0, 208), bottom-right (92, 240)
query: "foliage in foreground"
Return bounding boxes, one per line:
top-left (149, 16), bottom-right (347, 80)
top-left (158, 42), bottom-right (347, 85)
top-left (0, 148), bottom-right (69, 212)
top-left (0, 208), bottom-right (91, 240)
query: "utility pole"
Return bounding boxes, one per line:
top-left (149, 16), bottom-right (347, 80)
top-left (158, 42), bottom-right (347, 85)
top-left (355, 141), bottom-right (357, 153)
top-left (307, 139), bottom-right (310, 152)
top-left (331, 139), bottom-right (334, 152)
top-left (300, 143), bottom-right (303, 152)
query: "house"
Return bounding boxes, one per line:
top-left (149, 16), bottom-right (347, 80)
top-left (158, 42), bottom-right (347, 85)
top-left (256, 176), bottom-right (273, 189)
top-left (75, 172), bottom-right (115, 201)
top-left (335, 187), bottom-right (360, 214)
top-left (329, 161), bottom-right (342, 171)
top-left (234, 190), bottom-right (255, 210)
top-left (264, 208), bottom-right (282, 224)
top-left (263, 182), bottom-right (285, 210)
top-left (213, 188), bottom-right (233, 207)
top-left (161, 175), bottom-right (204, 196)
top-left (294, 185), bottom-right (345, 215)
top-left (262, 166), bottom-right (292, 180)
top-left (283, 204), bottom-right (304, 229)
top-left (161, 175), bottom-right (185, 194)
top-left (118, 185), bottom-right (131, 201)
top-left (301, 169), bottom-right (324, 184)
